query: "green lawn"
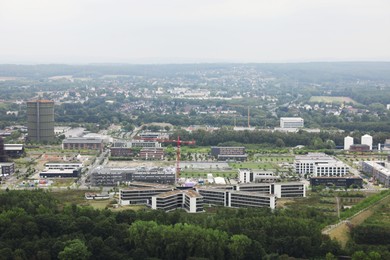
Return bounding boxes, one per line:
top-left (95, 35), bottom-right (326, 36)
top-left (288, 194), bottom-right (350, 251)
top-left (229, 162), bottom-right (275, 170)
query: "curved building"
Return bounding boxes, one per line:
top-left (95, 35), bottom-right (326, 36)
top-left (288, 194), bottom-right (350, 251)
top-left (27, 100), bottom-right (54, 142)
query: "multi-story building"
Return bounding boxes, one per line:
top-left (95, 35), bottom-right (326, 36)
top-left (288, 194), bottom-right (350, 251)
top-left (233, 182), bottom-right (306, 198)
top-left (138, 132), bottom-right (169, 140)
top-left (90, 166), bottom-right (176, 186)
top-left (27, 100), bottom-right (55, 142)
top-left (62, 138), bottom-right (104, 152)
top-left (362, 161), bottom-right (390, 187)
top-left (120, 186), bottom-right (174, 205)
top-left (110, 140), bottom-right (161, 157)
top-left (280, 117), bottom-right (304, 128)
top-left (294, 153), bottom-right (349, 177)
top-left (310, 177), bottom-right (363, 188)
top-left (196, 187), bottom-right (276, 209)
top-left (211, 146), bottom-right (247, 161)
top-left (0, 137), bottom-right (6, 162)
top-left (238, 169), bottom-right (278, 183)
top-left (139, 147), bottom-right (165, 160)
top-left (151, 190), bottom-right (204, 213)
top-left (0, 162), bottom-right (15, 176)
top-left (3, 144), bottom-right (24, 158)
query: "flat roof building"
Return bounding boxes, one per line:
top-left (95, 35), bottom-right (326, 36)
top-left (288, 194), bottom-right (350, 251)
top-left (294, 153), bottom-right (349, 177)
top-left (362, 161), bottom-right (390, 187)
top-left (63, 137), bottom-right (104, 152)
top-left (280, 117), bottom-right (304, 128)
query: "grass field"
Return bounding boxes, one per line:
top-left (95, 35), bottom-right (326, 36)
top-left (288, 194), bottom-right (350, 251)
top-left (309, 96), bottom-right (357, 104)
top-left (229, 162), bottom-right (275, 170)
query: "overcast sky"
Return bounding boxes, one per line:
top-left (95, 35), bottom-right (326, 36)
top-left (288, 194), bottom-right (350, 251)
top-left (1, 0), bottom-right (390, 64)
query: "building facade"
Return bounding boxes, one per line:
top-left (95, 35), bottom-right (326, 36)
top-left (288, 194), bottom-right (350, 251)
top-left (362, 161), bottom-right (390, 187)
top-left (211, 146), bottom-right (247, 161)
top-left (280, 117), bottom-right (304, 128)
top-left (151, 190), bottom-right (204, 213)
top-left (27, 100), bottom-right (55, 142)
top-left (294, 153), bottom-right (349, 177)
top-left (62, 138), bottom-right (104, 152)
top-left (0, 162), bottom-right (15, 176)
top-left (310, 177), bottom-right (363, 188)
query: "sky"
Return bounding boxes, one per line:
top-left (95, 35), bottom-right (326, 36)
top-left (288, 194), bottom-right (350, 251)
top-left (1, 0), bottom-right (390, 64)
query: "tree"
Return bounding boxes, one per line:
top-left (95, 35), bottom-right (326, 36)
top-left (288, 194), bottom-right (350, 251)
top-left (58, 239), bottom-right (91, 260)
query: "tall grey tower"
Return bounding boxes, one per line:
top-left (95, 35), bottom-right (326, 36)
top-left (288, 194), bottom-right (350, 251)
top-left (27, 100), bottom-right (55, 142)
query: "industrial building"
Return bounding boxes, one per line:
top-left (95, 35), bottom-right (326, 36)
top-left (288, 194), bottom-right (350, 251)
top-left (294, 153), bottom-right (349, 177)
top-left (211, 146), bottom-right (247, 161)
top-left (361, 134), bottom-right (373, 150)
top-left (91, 166), bottom-right (176, 186)
top-left (280, 117), bottom-right (304, 128)
top-left (344, 136), bottom-right (354, 150)
top-left (362, 161), bottom-right (390, 187)
top-left (310, 177), bottom-right (363, 188)
top-left (27, 100), bottom-right (55, 142)
top-left (62, 137), bottom-right (104, 152)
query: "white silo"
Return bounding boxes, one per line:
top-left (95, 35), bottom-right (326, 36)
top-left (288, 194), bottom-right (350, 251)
top-left (361, 134), bottom-right (373, 150)
top-left (344, 136), bottom-right (354, 150)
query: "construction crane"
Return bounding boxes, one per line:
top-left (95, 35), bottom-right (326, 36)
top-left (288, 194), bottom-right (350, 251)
top-left (161, 136), bottom-right (196, 182)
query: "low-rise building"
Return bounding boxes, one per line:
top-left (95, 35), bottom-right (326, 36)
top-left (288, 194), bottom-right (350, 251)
top-left (140, 147), bottom-right (165, 160)
top-left (280, 117), bottom-right (304, 128)
top-left (40, 168), bottom-right (81, 178)
top-left (238, 169), bottom-right (278, 183)
top-left (310, 176), bottom-right (363, 188)
top-left (211, 146), bottom-right (247, 161)
top-left (62, 138), bottom-right (104, 152)
top-left (4, 144), bottom-right (24, 158)
top-left (362, 161), bottom-right (390, 187)
top-left (91, 166), bottom-right (176, 186)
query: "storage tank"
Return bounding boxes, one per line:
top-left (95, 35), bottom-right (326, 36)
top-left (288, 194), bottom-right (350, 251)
top-left (361, 134), bottom-right (373, 150)
top-left (344, 136), bottom-right (354, 150)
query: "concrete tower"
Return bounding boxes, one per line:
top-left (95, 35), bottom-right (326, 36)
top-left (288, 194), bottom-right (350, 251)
top-left (27, 100), bottom-right (55, 142)
top-left (344, 136), bottom-right (354, 150)
top-left (361, 134), bottom-right (373, 150)
top-left (0, 137), bottom-right (7, 162)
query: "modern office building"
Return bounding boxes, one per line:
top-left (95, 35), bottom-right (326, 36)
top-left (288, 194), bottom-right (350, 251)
top-left (310, 177), bottom-right (363, 188)
top-left (211, 146), bottom-right (247, 161)
top-left (3, 144), bottom-right (24, 158)
top-left (233, 182), bottom-right (306, 198)
top-left (110, 140), bottom-right (161, 157)
top-left (91, 166), bottom-right (176, 186)
top-left (151, 190), bottom-right (204, 213)
top-left (238, 169), bottom-right (278, 183)
top-left (294, 153), bottom-right (349, 177)
top-left (0, 162), bottom-right (15, 176)
top-left (27, 100), bottom-right (55, 142)
top-left (39, 168), bottom-right (81, 178)
top-left (362, 161), bottom-right (390, 187)
top-left (119, 186), bottom-right (174, 205)
top-left (280, 117), bottom-right (304, 128)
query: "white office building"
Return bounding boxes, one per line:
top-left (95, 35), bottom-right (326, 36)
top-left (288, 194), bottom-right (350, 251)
top-left (294, 153), bottom-right (349, 177)
top-left (280, 117), bottom-right (304, 128)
